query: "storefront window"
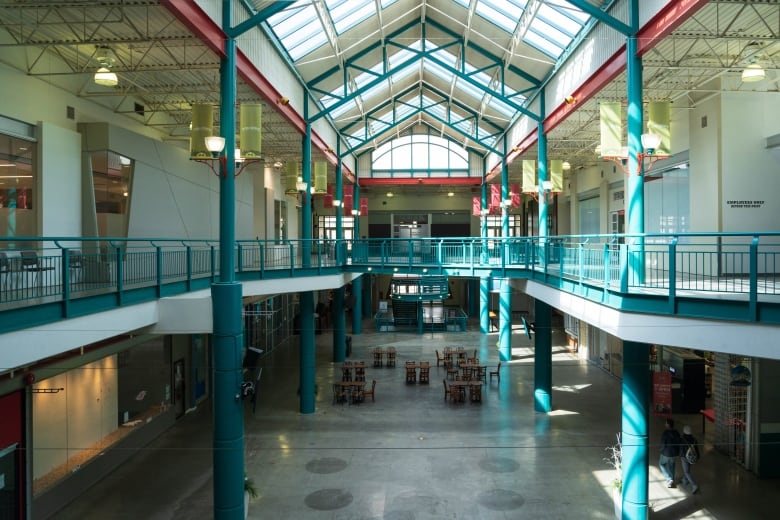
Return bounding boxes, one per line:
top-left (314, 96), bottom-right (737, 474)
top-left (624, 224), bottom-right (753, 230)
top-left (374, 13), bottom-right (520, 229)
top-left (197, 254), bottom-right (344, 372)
top-left (31, 338), bottom-right (170, 496)
top-left (91, 150), bottom-right (133, 237)
top-left (0, 132), bottom-right (37, 239)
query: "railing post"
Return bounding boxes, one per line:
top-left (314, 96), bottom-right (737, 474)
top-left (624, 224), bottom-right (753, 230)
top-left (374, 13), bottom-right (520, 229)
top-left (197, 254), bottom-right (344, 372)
top-left (259, 242), bottom-right (265, 274)
top-left (749, 235), bottom-right (759, 321)
top-left (620, 242), bottom-right (629, 293)
top-left (210, 245), bottom-right (217, 281)
top-left (186, 245), bottom-right (193, 291)
top-left (61, 248), bottom-right (71, 314)
top-left (236, 243), bottom-right (243, 273)
top-left (602, 242), bottom-right (609, 298)
top-left (668, 237), bottom-right (678, 314)
top-left (115, 245), bottom-right (124, 305)
top-left (156, 246), bottom-right (163, 298)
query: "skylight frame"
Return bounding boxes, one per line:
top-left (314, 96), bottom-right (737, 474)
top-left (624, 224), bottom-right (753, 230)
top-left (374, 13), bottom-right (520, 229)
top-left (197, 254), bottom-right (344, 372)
top-left (326, 0), bottom-right (376, 35)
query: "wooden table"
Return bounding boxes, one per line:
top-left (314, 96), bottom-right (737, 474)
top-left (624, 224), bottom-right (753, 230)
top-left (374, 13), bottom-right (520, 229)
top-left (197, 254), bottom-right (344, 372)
top-left (334, 380), bottom-right (367, 404)
top-left (449, 380), bottom-right (482, 402)
top-left (459, 363), bottom-right (487, 382)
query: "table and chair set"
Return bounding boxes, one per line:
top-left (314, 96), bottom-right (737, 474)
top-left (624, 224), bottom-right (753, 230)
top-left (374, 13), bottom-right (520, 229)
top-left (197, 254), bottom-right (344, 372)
top-left (332, 346), bottom-right (502, 406)
top-left (333, 361), bottom-right (375, 405)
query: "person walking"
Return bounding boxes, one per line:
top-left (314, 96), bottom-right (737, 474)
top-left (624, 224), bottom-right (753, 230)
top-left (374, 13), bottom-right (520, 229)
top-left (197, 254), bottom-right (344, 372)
top-left (680, 425), bottom-right (700, 494)
top-left (659, 418), bottom-right (682, 487)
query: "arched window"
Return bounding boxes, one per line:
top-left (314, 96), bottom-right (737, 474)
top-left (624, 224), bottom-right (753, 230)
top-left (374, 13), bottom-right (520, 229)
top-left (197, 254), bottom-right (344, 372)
top-left (371, 135), bottom-right (468, 177)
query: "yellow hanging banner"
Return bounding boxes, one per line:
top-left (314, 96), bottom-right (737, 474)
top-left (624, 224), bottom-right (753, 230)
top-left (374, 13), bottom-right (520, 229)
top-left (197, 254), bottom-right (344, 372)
top-left (239, 104), bottom-right (262, 159)
top-left (522, 160), bottom-right (536, 192)
top-left (190, 104), bottom-right (213, 159)
top-left (549, 160), bottom-right (563, 192)
top-left (599, 102), bottom-right (622, 157)
top-left (285, 162), bottom-right (299, 194)
top-left (314, 161), bottom-right (327, 194)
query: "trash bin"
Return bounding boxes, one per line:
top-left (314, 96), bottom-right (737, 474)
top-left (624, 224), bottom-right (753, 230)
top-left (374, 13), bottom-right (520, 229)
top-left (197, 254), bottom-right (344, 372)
top-left (346, 335), bottom-right (352, 357)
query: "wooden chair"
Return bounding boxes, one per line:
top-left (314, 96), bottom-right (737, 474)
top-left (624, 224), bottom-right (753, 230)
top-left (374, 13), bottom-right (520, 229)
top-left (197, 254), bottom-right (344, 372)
top-left (435, 350), bottom-right (446, 367)
top-left (354, 366), bottom-right (366, 382)
top-left (363, 380), bottom-right (376, 402)
top-left (489, 362), bottom-right (502, 383)
top-left (332, 384), bottom-right (347, 405)
top-left (372, 349), bottom-right (383, 367)
top-left (386, 349), bottom-right (396, 367)
top-left (450, 382), bottom-right (465, 403)
top-left (443, 379), bottom-right (451, 401)
top-left (341, 366), bottom-right (352, 382)
top-left (419, 362), bottom-right (430, 384)
top-left (350, 385), bottom-right (364, 404)
top-left (405, 363), bottom-right (417, 384)
top-left (467, 349), bottom-right (478, 364)
top-left (445, 361), bottom-right (458, 381)
top-left (475, 365), bottom-right (487, 383)
top-left (470, 383), bottom-right (482, 403)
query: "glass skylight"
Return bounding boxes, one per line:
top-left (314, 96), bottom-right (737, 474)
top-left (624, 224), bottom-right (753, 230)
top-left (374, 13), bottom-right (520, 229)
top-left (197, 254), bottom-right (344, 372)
top-left (267, 2), bottom-right (327, 60)
top-left (326, 0), bottom-right (375, 35)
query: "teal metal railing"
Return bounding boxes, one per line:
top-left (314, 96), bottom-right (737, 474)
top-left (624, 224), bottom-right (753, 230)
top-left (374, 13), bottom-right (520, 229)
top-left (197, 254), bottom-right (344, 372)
top-left (1, 233), bottom-right (779, 333)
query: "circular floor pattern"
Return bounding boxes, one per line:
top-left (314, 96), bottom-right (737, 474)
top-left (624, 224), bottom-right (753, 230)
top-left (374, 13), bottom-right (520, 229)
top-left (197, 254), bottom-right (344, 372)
top-left (304, 488), bottom-right (353, 510)
top-left (305, 457), bottom-right (348, 474)
top-left (476, 489), bottom-right (525, 511)
top-left (478, 456), bottom-right (520, 473)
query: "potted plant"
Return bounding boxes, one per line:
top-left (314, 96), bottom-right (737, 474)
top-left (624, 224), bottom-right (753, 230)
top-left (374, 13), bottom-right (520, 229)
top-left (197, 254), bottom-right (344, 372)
top-left (604, 434), bottom-right (622, 519)
top-left (244, 476), bottom-right (258, 519)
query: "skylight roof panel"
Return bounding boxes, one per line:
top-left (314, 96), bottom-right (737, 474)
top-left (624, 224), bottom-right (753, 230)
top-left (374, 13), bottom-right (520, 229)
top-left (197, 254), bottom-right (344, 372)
top-left (270, 3), bottom-right (317, 40)
top-left (486, 96), bottom-right (515, 117)
top-left (389, 40), bottom-right (422, 68)
top-left (423, 59), bottom-right (451, 82)
top-left (361, 80), bottom-right (389, 102)
top-left (353, 63), bottom-right (384, 89)
top-left (380, 0), bottom-right (398, 7)
top-left (395, 103), bottom-right (416, 120)
top-left (537, 3), bottom-right (582, 36)
top-left (523, 28), bottom-right (563, 58)
top-left (475, 0), bottom-right (515, 33)
top-left (288, 30), bottom-right (329, 60)
top-left (531, 17), bottom-right (573, 47)
top-left (455, 78), bottom-right (486, 102)
top-left (327, 0), bottom-right (376, 35)
top-left (330, 99), bottom-right (359, 119)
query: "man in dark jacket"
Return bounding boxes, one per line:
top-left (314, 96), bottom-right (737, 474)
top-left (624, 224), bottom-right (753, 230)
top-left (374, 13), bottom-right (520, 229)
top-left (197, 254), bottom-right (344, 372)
top-left (659, 418), bottom-right (682, 487)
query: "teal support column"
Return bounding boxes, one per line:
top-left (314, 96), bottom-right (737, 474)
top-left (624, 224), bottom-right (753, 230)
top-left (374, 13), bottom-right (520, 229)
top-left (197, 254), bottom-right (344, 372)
top-left (626, 32), bottom-right (645, 285)
top-left (352, 276), bottom-right (363, 334)
top-left (480, 180), bottom-right (489, 263)
top-left (362, 275), bottom-right (372, 316)
top-left (498, 280), bottom-right (511, 362)
top-left (622, 341), bottom-right (650, 520)
top-left (533, 299), bottom-right (552, 413)
top-left (299, 291), bottom-right (315, 413)
top-left (501, 139), bottom-right (509, 239)
top-left (333, 286), bottom-right (346, 362)
top-left (468, 278), bottom-right (478, 317)
top-left (212, 12), bottom-right (244, 518)
top-left (479, 276), bottom-right (490, 334)
top-left (537, 96), bottom-right (549, 243)
top-left (299, 105), bottom-right (315, 412)
top-left (302, 120), bottom-right (312, 267)
top-left (333, 143), bottom-right (345, 362)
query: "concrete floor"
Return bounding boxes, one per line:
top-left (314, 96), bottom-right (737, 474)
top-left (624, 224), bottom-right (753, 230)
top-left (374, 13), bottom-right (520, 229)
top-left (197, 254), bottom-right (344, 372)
top-left (54, 321), bottom-right (780, 519)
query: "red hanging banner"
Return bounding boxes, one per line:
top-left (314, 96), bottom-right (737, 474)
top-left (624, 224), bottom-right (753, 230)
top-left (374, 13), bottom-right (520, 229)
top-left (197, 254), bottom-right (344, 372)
top-left (359, 197), bottom-right (368, 216)
top-left (343, 184), bottom-right (354, 213)
top-left (511, 183), bottom-right (521, 208)
top-left (652, 371), bottom-right (673, 417)
top-left (490, 184), bottom-right (500, 210)
top-left (323, 185), bottom-right (334, 208)
top-left (472, 196), bottom-right (481, 216)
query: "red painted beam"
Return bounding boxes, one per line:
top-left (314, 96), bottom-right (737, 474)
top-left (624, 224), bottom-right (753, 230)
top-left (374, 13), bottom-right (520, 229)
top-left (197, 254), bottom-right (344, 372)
top-left (360, 177), bottom-right (481, 186)
top-left (161, 0), bottom-right (349, 177)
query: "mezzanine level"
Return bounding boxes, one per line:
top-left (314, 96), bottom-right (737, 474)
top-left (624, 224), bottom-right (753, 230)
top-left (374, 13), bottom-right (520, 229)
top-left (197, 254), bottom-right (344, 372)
top-left (1, 233), bottom-right (779, 339)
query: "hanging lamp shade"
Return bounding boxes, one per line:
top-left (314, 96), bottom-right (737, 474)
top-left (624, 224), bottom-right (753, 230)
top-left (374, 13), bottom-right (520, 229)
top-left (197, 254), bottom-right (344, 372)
top-left (549, 160), bottom-right (563, 193)
top-left (239, 104), bottom-right (262, 159)
top-left (94, 67), bottom-right (118, 87)
top-left (522, 160), bottom-right (536, 193)
top-left (646, 101), bottom-right (671, 156)
top-left (314, 161), bottom-right (327, 194)
top-left (599, 102), bottom-right (622, 158)
top-left (190, 104), bottom-right (214, 159)
top-left (285, 162), bottom-right (299, 194)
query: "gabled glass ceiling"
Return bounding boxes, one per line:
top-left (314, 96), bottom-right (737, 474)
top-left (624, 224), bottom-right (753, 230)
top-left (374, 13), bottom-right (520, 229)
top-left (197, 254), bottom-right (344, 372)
top-left (265, 0), bottom-right (592, 154)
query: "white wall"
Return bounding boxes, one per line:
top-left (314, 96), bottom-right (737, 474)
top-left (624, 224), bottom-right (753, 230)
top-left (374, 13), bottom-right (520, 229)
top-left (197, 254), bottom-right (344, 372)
top-left (39, 123), bottom-right (82, 238)
top-left (720, 92), bottom-right (780, 233)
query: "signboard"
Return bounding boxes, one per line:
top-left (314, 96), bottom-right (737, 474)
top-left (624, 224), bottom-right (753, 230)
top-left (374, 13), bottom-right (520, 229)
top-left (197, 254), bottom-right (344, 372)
top-left (652, 371), bottom-right (672, 417)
